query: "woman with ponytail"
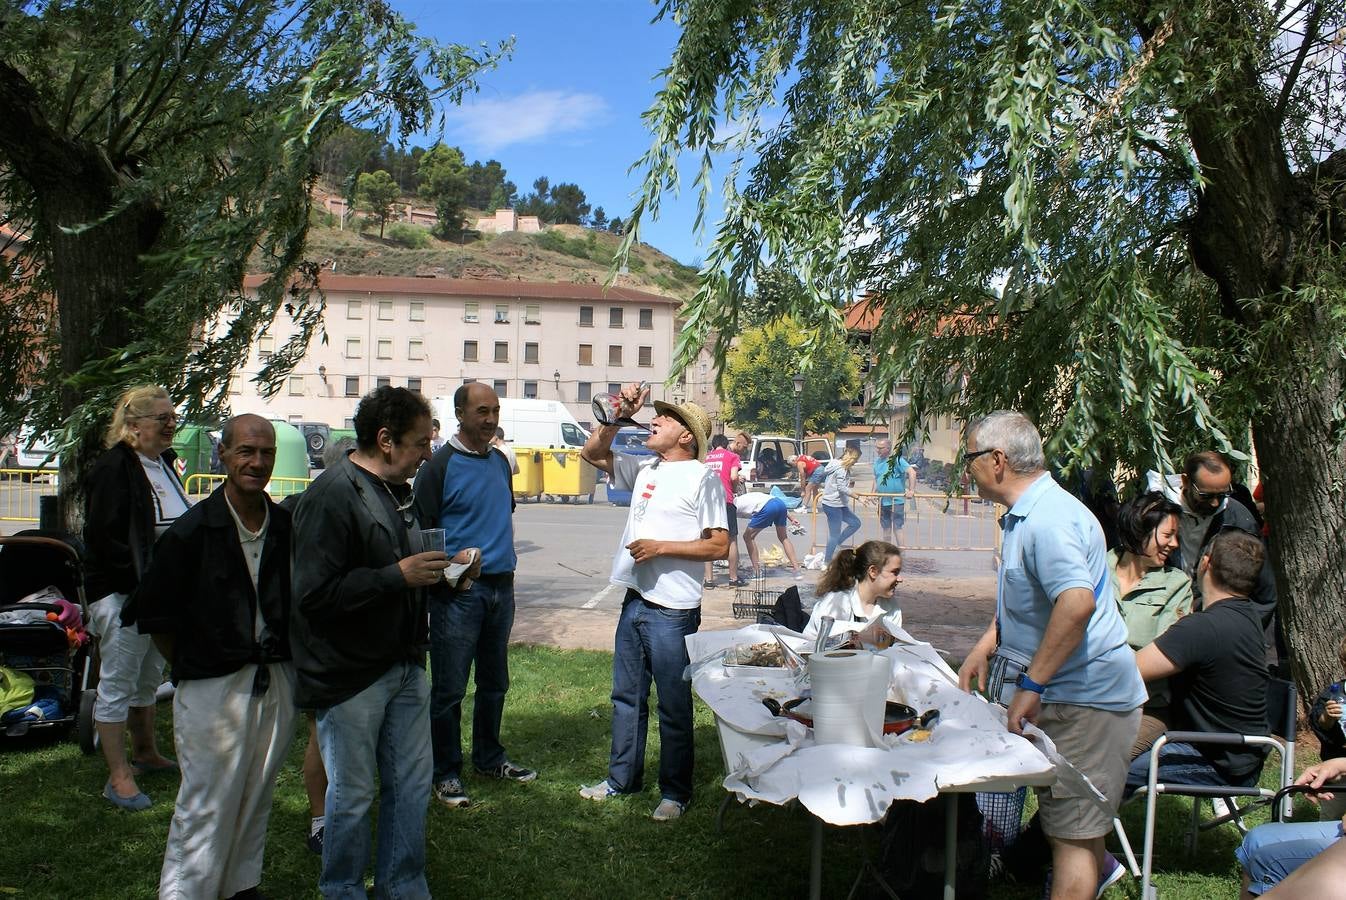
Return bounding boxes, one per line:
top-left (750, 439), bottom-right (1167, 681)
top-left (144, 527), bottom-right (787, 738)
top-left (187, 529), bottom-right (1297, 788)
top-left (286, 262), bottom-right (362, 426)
top-left (800, 540), bottom-right (904, 649)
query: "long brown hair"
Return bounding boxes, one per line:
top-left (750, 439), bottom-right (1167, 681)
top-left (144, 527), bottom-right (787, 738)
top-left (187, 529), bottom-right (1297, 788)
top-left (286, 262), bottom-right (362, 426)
top-left (816, 540), bottom-right (901, 595)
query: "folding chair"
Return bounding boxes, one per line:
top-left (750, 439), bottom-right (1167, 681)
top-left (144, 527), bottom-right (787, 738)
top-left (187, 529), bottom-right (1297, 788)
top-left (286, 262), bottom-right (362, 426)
top-left (1134, 678), bottom-right (1297, 899)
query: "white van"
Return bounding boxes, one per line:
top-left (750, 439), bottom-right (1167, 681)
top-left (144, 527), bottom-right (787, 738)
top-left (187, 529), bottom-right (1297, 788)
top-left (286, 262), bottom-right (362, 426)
top-left (431, 397), bottom-right (589, 449)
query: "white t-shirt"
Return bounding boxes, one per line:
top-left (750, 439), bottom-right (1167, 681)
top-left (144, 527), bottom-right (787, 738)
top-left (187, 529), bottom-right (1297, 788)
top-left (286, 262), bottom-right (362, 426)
top-left (734, 492), bottom-right (773, 517)
top-left (493, 442), bottom-right (520, 475)
top-left (609, 454), bottom-right (727, 610)
top-left (800, 586), bottom-right (902, 643)
top-left (224, 491), bottom-right (270, 639)
top-left (137, 452), bottom-right (190, 538)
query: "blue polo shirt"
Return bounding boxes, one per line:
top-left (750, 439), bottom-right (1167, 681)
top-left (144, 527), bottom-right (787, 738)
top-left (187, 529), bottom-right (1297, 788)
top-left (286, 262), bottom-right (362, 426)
top-left (997, 473), bottom-right (1146, 711)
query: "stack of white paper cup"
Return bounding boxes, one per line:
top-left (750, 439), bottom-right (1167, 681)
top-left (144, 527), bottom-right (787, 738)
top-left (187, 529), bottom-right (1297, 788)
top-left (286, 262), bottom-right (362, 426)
top-left (807, 649), bottom-right (889, 747)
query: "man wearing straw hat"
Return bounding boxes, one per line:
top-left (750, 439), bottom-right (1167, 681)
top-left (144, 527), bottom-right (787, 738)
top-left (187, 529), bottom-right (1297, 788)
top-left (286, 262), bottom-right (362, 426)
top-left (578, 383), bottom-right (728, 821)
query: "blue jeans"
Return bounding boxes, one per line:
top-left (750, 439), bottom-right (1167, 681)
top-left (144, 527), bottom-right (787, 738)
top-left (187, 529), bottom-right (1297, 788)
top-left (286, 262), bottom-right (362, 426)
top-left (316, 662), bottom-right (432, 900)
top-left (608, 590), bottom-right (700, 803)
top-left (1123, 740), bottom-right (1259, 797)
top-left (822, 503), bottom-right (862, 560)
top-left (1237, 820), bottom-right (1343, 895)
top-left (429, 572), bottom-right (515, 781)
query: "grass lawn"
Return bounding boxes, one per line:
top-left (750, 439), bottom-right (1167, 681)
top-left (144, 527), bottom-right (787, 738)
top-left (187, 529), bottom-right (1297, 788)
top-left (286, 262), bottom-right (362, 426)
top-left (0, 645), bottom-right (1321, 898)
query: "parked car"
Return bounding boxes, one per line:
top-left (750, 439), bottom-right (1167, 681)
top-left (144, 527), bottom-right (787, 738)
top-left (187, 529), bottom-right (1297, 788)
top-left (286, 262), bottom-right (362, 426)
top-left (604, 427), bottom-right (655, 506)
top-left (740, 435), bottom-right (833, 496)
top-left (295, 421), bottom-right (331, 469)
top-left (8, 427), bottom-right (59, 470)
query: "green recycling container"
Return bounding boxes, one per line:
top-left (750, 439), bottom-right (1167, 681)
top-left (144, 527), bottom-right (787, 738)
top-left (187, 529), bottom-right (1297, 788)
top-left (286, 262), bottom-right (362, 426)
top-left (171, 424), bottom-right (215, 486)
top-left (268, 420), bottom-right (311, 497)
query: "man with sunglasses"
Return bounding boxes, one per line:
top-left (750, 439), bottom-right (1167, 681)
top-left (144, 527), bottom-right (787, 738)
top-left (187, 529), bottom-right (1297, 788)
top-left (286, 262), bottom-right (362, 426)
top-left (290, 386), bottom-right (447, 899)
top-left (1173, 452), bottom-right (1277, 636)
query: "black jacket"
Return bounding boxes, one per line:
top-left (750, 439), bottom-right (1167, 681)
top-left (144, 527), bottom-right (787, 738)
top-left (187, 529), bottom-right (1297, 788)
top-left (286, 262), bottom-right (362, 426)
top-left (129, 486), bottom-right (292, 683)
top-left (288, 453), bottom-right (427, 709)
top-left (1178, 497), bottom-right (1278, 629)
top-left (83, 443), bottom-right (181, 603)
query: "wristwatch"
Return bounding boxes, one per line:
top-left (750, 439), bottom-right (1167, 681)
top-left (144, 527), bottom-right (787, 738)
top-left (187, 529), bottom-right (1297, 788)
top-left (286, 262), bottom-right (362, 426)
top-left (1015, 672), bottom-right (1047, 694)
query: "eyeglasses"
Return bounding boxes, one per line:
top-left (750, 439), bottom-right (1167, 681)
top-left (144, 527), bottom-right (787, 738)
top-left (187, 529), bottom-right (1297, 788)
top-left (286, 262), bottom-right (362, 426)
top-left (962, 448), bottom-right (997, 464)
top-left (1191, 488), bottom-right (1232, 501)
top-left (136, 413), bottom-right (178, 426)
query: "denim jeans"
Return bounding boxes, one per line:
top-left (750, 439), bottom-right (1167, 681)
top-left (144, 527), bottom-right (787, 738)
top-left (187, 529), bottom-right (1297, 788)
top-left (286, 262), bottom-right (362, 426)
top-left (1123, 740), bottom-right (1259, 798)
top-left (822, 503), bottom-right (862, 560)
top-left (316, 661), bottom-right (432, 900)
top-left (607, 590), bottom-right (700, 803)
top-left (1237, 820), bottom-right (1343, 895)
top-left (429, 572), bottom-right (515, 781)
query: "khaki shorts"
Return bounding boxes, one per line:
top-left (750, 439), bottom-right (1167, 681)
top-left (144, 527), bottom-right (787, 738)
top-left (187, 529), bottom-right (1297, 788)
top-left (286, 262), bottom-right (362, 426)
top-left (1035, 703), bottom-right (1141, 840)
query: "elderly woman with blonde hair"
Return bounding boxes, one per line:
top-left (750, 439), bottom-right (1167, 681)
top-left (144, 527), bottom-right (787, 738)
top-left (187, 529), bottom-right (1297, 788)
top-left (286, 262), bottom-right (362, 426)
top-left (83, 384), bottom-right (189, 811)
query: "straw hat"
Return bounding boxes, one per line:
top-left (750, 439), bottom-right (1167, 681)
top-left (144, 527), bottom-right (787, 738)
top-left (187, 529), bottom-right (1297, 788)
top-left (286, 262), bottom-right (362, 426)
top-left (652, 399), bottom-right (713, 462)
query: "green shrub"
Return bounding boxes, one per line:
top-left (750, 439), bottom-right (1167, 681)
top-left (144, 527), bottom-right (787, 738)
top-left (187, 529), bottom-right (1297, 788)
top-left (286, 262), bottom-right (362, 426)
top-left (387, 223), bottom-right (431, 249)
top-left (533, 229), bottom-right (590, 260)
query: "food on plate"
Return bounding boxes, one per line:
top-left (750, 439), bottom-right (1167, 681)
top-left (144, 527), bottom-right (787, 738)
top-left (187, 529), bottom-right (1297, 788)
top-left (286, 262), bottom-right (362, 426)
top-left (729, 642), bottom-right (784, 667)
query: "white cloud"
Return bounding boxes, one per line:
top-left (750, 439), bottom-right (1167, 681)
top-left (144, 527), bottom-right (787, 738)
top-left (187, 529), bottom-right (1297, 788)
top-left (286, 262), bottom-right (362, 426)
top-left (444, 90), bottom-right (611, 153)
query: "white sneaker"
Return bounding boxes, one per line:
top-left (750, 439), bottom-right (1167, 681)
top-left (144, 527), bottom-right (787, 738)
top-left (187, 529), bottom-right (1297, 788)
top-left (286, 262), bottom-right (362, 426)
top-left (579, 780), bottom-right (620, 801)
top-left (651, 798), bottom-right (686, 821)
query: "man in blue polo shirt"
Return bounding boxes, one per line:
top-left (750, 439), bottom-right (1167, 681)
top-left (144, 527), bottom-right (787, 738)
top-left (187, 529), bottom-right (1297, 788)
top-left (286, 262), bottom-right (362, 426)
top-left (413, 382), bottom-right (536, 810)
top-left (959, 411), bottom-right (1146, 900)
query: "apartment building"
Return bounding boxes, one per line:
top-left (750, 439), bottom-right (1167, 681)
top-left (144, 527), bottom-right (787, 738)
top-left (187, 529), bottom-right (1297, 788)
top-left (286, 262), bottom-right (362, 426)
top-left (226, 275), bottom-right (686, 430)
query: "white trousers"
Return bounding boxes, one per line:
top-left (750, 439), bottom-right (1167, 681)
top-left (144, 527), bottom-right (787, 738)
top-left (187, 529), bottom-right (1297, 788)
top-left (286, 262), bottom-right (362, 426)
top-left (159, 662), bottom-right (297, 900)
top-left (88, 591), bottom-right (165, 722)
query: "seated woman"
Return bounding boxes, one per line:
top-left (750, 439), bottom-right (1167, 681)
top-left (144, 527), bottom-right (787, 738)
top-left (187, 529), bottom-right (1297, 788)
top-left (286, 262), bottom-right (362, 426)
top-left (1237, 756), bottom-right (1346, 898)
top-left (1111, 491), bottom-right (1193, 757)
top-left (800, 540), bottom-right (902, 649)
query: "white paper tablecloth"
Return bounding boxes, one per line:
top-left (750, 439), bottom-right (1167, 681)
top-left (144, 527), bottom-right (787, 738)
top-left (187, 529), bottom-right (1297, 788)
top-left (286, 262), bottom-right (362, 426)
top-left (688, 625), bottom-right (1059, 826)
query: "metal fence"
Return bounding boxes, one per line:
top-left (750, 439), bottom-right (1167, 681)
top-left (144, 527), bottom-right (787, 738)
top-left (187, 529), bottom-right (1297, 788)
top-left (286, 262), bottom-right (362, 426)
top-left (805, 491), bottom-right (1002, 553)
top-left (183, 474), bottom-right (312, 500)
top-left (0, 468), bottom-right (59, 522)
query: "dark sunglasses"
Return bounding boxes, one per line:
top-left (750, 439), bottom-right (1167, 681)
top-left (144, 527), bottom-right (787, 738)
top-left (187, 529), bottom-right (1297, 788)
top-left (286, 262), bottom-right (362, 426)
top-left (962, 448), bottom-right (997, 463)
top-left (1191, 488), bottom-right (1232, 501)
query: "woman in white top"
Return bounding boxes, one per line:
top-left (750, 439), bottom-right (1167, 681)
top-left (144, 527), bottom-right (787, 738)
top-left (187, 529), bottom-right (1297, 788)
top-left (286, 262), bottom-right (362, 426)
top-left (801, 540), bottom-right (903, 649)
top-left (819, 447), bottom-right (863, 561)
top-left (83, 384), bottom-right (190, 811)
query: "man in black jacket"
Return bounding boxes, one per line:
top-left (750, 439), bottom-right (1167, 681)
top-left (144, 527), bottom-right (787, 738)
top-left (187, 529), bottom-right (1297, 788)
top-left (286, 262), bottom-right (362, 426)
top-left (133, 414), bottom-right (295, 900)
top-left (289, 387), bottom-right (447, 899)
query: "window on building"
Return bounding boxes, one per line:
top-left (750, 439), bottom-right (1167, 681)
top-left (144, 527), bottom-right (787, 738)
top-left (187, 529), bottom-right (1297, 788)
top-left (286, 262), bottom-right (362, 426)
top-left (228, 375), bottom-right (242, 395)
top-left (579, 305), bottom-right (593, 327)
top-left (525, 304), bottom-right (540, 324)
top-left (608, 345), bottom-right (622, 366)
top-left (494, 304), bottom-right (509, 323)
top-left (343, 417), bottom-right (355, 429)
top-left (639, 308), bottom-right (653, 330)
top-left (409, 300), bottom-right (425, 322)
top-left (494, 341), bottom-right (509, 363)
top-left (377, 338), bottom-right (392, 359)
top-left (578, 343), bottom-right (593, 365)
top-left (345, 337), bottom-right (361, 358)
top-left (463, 340), bottom-right (478, 361)
top-left (376, 376), bottom-right (390, 389)
top-left (408, 339), bottom-right (424, 360)
top-left (638, 346), bottom-right (653, 367)
top-left (288, 376), bottom-right (304, 396)
top-left (610, 307), bottom-right (623, 328)
top-left (523, 381), bottom-right (538, 399)
top-left (464, 302), bottom-right (479, 323)
top-left (407, 376), bottom-right (422, 393)
top-left (378, 300), bottom-right (393, 320)
top-left (578, 382), bottom-right (592, 401)
top-left (493, 379), bottom-right (507, 398)
top-left (347, 299), bottom-right (362, 319)
top-left (608, 383), bottom-right (621, 396)
top-left (345, 375), bottom-right (360, 397)
top-left (524, 342), bottom-right (539, 364)
top-left (258, 335), bottom-right (275, 358)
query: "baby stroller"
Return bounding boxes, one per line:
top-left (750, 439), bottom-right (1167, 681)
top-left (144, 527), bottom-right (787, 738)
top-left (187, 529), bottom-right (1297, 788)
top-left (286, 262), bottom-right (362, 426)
top-left (0, 530), bottom-right (97, 749)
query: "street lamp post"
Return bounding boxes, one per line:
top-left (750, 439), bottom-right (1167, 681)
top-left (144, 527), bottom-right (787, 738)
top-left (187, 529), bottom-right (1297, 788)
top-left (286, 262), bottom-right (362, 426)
top-left (792, 372), bottom-right (805, 446)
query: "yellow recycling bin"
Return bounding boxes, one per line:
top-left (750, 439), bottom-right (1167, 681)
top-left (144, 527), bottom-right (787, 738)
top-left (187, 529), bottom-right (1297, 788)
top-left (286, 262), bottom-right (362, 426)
top-left (512, 447), bottom-right (544, 500)
top-left (541, 448), bottom-right (596, 503)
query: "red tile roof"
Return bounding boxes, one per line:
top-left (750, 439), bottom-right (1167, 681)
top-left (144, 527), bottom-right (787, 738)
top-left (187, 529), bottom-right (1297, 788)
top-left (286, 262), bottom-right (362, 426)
top-left (241, 273), bottom-right (681, 305)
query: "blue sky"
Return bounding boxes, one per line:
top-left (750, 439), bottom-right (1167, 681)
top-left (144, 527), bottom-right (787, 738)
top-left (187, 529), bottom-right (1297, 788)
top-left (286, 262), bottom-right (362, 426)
top-left (394, 0), bottom-right (718, 267)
